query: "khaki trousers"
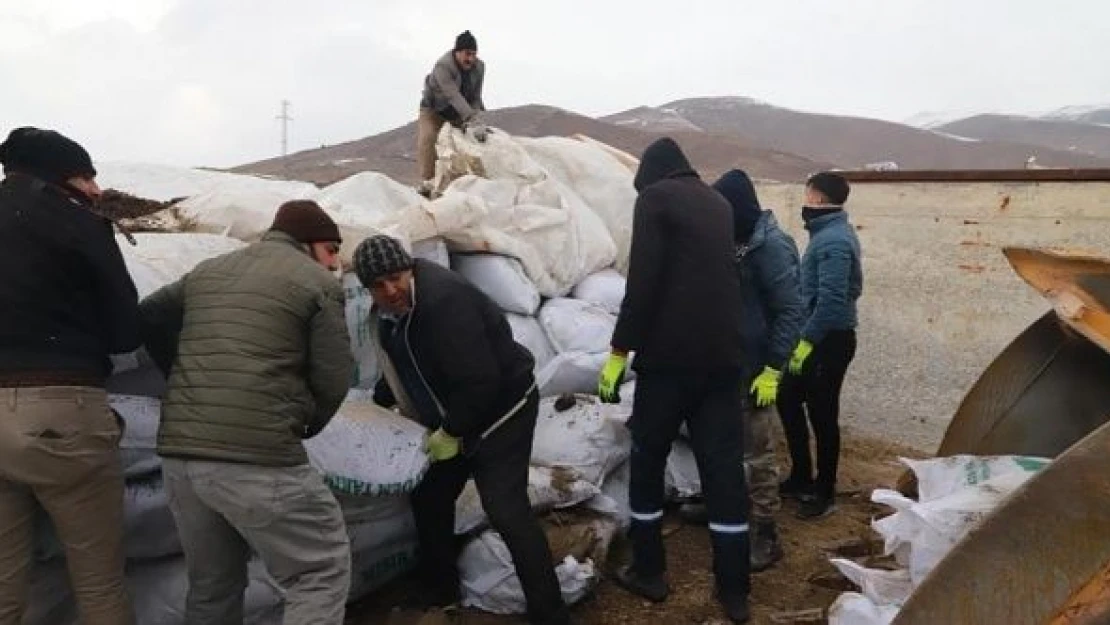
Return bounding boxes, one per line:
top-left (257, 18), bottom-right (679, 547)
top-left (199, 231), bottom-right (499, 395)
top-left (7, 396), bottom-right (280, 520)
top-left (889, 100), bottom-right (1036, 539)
top-left (163, 458), bottom-right (351, 625)
top-left (0, 386), bottom-right (133, 625)
top-left (744, 404), bottom-right (782, 521)
top-left (416, 107), bottom-right (447, 182)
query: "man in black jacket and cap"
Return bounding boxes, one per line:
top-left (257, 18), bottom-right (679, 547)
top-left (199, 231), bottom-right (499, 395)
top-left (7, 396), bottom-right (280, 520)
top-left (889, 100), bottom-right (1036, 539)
top-left (597, 138), bottom-right (751, 623)
top-left (0, 127), bottom-right (139, 624)
top-left (354, 235), bottom-right (569, 625)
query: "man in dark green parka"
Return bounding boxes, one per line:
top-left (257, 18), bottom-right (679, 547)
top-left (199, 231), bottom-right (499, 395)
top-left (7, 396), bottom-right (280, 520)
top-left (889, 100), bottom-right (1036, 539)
top-left (140, 199), bottom-right (354, 625)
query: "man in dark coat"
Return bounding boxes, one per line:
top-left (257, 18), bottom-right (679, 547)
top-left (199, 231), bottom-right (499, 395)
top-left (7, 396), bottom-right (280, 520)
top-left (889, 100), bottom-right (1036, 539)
top-left (0, 127), bottom-right (139, 624)
top-left (355, 235), bottom-right (568, 625)
top-left (597, 138), bottom-right (751, 623)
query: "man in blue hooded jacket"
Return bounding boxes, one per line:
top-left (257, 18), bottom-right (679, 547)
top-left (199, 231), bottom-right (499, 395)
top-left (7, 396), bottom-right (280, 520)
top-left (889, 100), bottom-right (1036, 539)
top-left (779, 172), bottom-right (863, 520)
top-left (706, 169), bottom-right (805, 570)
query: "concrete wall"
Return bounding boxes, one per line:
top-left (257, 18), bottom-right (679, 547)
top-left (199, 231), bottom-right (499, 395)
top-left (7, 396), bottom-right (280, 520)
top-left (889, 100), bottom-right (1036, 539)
top-left (753, 179), bottom-right (1110, 451)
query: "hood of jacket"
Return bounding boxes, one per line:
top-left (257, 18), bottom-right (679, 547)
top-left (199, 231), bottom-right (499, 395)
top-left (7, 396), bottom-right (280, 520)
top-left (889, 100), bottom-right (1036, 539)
top-left (633, 138), bottom-right (698, 192)
top-left (745, 210), bottom-right (784, 252)
top-left (713, 169), bottom-right (762, 242)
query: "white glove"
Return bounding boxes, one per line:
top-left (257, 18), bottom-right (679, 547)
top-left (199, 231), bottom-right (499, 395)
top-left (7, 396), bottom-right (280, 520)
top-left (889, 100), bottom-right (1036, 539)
top-left (472, 123), bottom-right (489, 143)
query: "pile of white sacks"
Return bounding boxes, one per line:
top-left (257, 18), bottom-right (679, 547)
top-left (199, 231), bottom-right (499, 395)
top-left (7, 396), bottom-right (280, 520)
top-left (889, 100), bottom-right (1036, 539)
top-left (827, 454), bottom-right (1050, 625)
top-left (27, 127), bottom-right (709, 623)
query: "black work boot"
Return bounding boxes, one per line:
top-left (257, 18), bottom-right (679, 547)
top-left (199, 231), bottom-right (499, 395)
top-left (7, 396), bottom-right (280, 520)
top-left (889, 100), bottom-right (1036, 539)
top-left (396, 586), bottom-right (460, 611)
top-left (710, 530), bottom-right (751, 622)
top-left (533, 605), bottom-right (573, 625)
top-left (750, 519), bottom-right (784, 572)
top-left (796, 492), bottom-right (836, 520)
top-left (716, 589), bottom-right (751, 624)
top-left (612, 566), bottom-right (669, 603)
top-left (778, 475), bottom-right (812, 500)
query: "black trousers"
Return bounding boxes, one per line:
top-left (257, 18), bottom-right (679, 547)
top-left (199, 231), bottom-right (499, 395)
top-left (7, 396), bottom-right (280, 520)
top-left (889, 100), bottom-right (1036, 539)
top-left (627, 369), bottom-right (751, 597)
top-left (778, 330), bottom-right (858, 500)
top-left (409, 390), bottom-right (568, 624)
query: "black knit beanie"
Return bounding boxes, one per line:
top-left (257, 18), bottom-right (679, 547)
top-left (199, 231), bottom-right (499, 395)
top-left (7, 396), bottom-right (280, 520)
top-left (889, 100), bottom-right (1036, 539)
top-left (353, 235), bottom-right (415, 286)
top-left (0, 127), bottom-right (97, 187)
top-left (454, 30), bottom-right (478, 52)
top-left (270, 200), bottom-right (342, 243)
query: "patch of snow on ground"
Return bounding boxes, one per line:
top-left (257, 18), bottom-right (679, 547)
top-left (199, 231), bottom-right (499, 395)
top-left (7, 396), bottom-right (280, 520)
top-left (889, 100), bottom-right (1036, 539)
top-left (928, 130), bottom-right (980, 143)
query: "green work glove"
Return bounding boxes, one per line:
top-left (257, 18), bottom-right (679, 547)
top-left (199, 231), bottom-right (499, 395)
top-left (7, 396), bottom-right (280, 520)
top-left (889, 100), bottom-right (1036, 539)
top-left (426, 428), bottom-right (460, 462)
top-left (749, 366), bottom-right (781, 407)
top-left (788, 340), bottom-right (814, 375)
top-left (597, 353), bottom-right (628, 404)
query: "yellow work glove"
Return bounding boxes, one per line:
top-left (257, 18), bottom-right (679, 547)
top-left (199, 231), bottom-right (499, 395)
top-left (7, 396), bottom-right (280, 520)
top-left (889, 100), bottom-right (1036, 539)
top-left (788, 340), bottom-right (814, 375)
top-left (749, 366), bottom-right (781, 407)
top-left (597, 353), bottom-right (628, 404)
top-left (426, 428), bottom-right (460, 462)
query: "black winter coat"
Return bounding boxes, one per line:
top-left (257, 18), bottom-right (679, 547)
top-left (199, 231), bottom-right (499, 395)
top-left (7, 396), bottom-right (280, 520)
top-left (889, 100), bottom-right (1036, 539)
top-left (0, 174), bottom-right (140, 383)
top-left (373, 260), bottom-right (535, 440)
top-left (611, 138), bottom-right (744, 372)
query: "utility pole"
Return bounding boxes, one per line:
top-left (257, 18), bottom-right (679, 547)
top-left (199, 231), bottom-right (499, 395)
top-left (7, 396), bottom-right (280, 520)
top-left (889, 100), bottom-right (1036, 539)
top-left (277, 100), bottom-right (292, 157)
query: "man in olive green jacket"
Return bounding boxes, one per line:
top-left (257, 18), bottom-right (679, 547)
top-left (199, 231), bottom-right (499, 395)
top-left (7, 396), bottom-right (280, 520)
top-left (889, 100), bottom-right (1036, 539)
top-left (140, 200), bottom-right (354, 625)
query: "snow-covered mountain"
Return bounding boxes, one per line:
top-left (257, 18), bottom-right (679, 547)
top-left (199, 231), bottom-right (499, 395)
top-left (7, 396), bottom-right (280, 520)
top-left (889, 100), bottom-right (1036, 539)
top-left (1041, 104), bottom-right (1110, 126)
top-left (602, 98), bottom-right (1106, 170)
top-left (605, 106), bottom-right (704, 133)
top-left (903, 109), bottom-right (997, 129)
top-left (908, 104), bottom-right (1110, 129)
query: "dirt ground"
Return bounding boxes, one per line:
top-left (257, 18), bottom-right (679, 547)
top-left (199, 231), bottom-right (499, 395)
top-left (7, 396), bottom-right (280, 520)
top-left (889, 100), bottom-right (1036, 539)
top-left (346, 432), bottom-right (925, 625)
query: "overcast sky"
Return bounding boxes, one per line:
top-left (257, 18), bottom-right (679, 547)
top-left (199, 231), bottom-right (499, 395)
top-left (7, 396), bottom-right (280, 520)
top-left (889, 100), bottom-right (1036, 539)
top-left (2, 0), bottom-right (1107, 168)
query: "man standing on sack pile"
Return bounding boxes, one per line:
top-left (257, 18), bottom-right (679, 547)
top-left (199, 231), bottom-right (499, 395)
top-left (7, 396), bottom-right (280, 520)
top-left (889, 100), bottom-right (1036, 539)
top-left (597, 138), bottom-right (752, 623)
top-left (0, 128), bottom-right (139, 625)
top-left (140, 200), bottom-right (354, 624)
top-left (354, 235), bottom-right (569, 625)
top-left (777, 172), bottom-right (863, 520)
top-left (416, 29), bottom-right (488, 196)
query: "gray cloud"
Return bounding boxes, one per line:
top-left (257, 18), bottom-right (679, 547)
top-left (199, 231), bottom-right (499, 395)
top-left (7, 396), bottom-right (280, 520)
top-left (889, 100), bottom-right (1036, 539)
top-left (2, 0), bottom-right (1107, 167)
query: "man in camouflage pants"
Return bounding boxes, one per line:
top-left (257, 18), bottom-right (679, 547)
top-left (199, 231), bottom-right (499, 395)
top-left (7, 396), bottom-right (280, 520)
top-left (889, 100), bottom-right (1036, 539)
top-left (680, 170), bottom-right (805, 571)
top-left (742, 403), bottom-right (786, 569)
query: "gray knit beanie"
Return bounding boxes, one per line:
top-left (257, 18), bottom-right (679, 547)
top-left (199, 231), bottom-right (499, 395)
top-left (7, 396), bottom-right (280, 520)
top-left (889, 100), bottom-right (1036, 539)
top-left (353, 235), bottom-right (414, 286)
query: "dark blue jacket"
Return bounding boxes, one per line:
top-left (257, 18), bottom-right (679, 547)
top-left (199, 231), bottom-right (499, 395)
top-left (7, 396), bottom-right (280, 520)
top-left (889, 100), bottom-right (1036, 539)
top-left (735, 211), bottom-right (806, 379)
top-left (712, 169), bottom-right (804, 380)
top-left (800, 211), bottom-right (863, 344)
